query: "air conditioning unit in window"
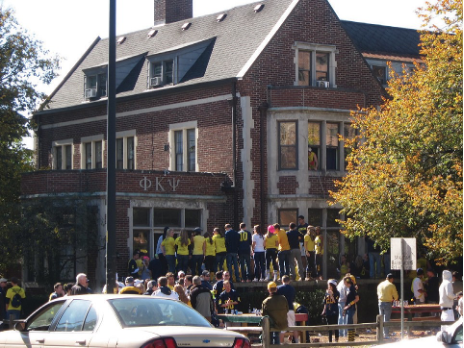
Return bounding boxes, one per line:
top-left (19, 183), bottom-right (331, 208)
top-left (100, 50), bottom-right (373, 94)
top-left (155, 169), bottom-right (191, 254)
top-left (85, 88), bottom-right (97, 98)
top-left (150, 77), bottom-right (163, 87)
top-left (316, 81), bottom-right (330, 88)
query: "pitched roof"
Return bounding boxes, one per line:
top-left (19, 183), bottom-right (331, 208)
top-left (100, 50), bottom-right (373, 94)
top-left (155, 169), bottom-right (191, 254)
top-left (45, 0), bottom-right (297, 111)
top-left (340, 21), bottom-right (422, 58)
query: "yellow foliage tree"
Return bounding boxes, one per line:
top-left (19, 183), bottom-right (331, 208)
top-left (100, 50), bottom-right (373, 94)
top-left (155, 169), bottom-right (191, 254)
top-left (330, 0), bottom-right (463, 265)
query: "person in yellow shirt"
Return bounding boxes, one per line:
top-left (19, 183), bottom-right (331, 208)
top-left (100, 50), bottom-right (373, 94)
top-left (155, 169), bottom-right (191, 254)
top-left (204, 231), bottom-right (216, 272)
top-left (176, 229), bottom-right (191, 274)
top-left (161, 229), bottom-right (176, 274)
top-left (275, 223), bottom-right (290, 279)
top-left (304, 226), bottom-right (316, 280)
top-left (315, 227), bottom-right (324, 279)
top-left (213, 228), bottom-right (226, 272)
top-left (265, 225), bottom-right (279, 282)
top-left (377, 274), bottom-right (399, 339)
top-left (192, 227), bottom-right (205, 275)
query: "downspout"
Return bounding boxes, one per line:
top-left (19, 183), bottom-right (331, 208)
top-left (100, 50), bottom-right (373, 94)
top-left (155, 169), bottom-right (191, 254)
top-left (228, 81), bottom-right (239, 228)
top-left (258, 102), bottom-right (269, 232)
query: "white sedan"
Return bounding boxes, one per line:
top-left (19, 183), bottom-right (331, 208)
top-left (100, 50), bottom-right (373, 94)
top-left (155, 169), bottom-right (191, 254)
top-left (0, 295), bottom-right (250, 348)
top-left (378, 318), bottom-right (462, 347)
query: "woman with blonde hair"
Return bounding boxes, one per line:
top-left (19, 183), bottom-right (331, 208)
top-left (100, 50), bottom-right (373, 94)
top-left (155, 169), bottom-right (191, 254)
top-left (213, 227), bottom-right (226, 271)
top-left (175, 229), bottom-right (191, 274)
top-left (264, 225), bottom-right (279, 281)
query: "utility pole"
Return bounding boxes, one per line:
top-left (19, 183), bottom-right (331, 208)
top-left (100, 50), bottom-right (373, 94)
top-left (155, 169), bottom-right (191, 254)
top-left (106, 0), bottom-right (117, 294)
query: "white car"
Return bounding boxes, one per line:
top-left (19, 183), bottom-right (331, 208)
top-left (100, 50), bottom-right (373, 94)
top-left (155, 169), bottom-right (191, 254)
top-left (0, 295), bottom-right (250, 348)
top-left (378, 318), bottom-right (462, 347)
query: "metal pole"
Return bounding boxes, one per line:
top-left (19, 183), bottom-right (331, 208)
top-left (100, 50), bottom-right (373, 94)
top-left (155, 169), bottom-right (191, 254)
top-left (400, 238), bottom-right (404, 339)
top-left (106, 0), bottom-right (117, 294)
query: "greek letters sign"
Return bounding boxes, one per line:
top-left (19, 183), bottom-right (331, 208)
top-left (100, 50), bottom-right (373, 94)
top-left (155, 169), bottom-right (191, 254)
top-left (391, 238), bottom-right (416, 271)
top-left (139, 176), bottom-right (180, 192)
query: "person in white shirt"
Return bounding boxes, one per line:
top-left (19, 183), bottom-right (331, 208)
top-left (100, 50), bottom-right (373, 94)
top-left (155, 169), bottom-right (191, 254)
top-left (337, 276), bottom-right (348, 337)
top-left (439, 270), bottom-right (456, 323)
top-left (152, 276), bottom-right (179, 300)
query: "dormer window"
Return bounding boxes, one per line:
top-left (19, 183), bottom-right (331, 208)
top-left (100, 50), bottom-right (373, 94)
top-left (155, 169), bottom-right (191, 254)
top-left (150, 60), bottom-right (174, 87)
top-left (85, 72), bottom-right (107, 99)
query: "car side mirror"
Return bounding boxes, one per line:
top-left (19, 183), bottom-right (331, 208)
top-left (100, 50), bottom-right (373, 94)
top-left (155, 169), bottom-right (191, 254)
top-left (14, 321), bottom-right (26, 332)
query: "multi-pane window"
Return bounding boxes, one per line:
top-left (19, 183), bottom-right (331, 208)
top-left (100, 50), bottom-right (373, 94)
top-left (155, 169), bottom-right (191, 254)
top-left (344, 123), bottom-right (356, 170)
top-left (278, 121), bottom-right (297, 170)
top-left (298, 51), bottom-right (311, 86)
top-left (308, 122), bottom-right (321, 170)
top-left (171, 127), bottom-right (196, 172)
top-left (82, 139), bottom-right (104, 169)
top-left (326, 123), bottom-right (339, 171)
top-left (85, 73), bottom-right (107, 99)
top-left (297, 50), bottom-right (333, 87)
top-left (315, 53), bottom-right (329, 82)
top-left (132, 207), bottom-right (203, 257)
top-left (116, 135), bottom-right (135, 170)
top-left (151, 60), bottom-right (174, 87)
top-left (372, 65), bottom-right (387, 85)
top-left (54, 144), bottom-right (73, 170)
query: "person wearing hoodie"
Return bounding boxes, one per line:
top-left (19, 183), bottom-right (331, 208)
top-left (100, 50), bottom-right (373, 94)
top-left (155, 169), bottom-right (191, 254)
top-left (152, 276), bottom-right (179, 300)
top-left (439, 270), bottom-right (456, 322)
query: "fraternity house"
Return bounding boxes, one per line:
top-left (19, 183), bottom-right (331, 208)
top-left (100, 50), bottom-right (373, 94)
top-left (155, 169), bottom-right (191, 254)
top-left (22, 0), bottom-right (421, 285)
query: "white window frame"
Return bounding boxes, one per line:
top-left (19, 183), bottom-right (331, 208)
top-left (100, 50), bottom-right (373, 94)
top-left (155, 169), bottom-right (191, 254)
top-left (168, 121), bottom-right (198, 172)
top-left (80, 135), bottom-right (105, 169)
top-left (52, 139), bottom-right (73, 170)
top-left (116, 130), bottom-right (137, 170)
top-left (293, 42), bottom-right (338, 88)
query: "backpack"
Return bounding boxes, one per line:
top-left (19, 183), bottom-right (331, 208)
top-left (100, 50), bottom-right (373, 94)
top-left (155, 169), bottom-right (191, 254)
top-left (11, 291), bottom-right (22, 307)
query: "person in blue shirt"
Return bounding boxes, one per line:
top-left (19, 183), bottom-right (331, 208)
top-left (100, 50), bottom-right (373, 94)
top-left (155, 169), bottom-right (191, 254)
top-left (225, 224), bottom-right (241, 282)
top-left (287, 223), bottom-right (304, 281)
top-left (238, 223), bottom-right (252, 282)
top-left (277, 275), bottom-right (299, 343)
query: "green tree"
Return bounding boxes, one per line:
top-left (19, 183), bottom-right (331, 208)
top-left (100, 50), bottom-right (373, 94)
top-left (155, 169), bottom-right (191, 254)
top-left (330, 0), bottom-right (462, 265)
top-left (0, 7), bottom-right (59, 274)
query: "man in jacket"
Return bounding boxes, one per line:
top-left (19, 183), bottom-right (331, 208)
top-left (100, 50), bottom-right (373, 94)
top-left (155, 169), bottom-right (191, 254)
top-left (190, 276), bottom-right (214, 322)
top-left (262, 281), bottom-right (288, 344)
top-left (439, 270), bottom-right (456, 322)
top-left (225, 224), bottom-right (241, 282)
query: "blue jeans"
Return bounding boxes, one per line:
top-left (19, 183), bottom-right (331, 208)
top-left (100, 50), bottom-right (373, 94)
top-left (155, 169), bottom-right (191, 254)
top-left (378, 302), bottom-right (393, 337)
top-left (226, 253), bottom-right (241, 282)
top-left (239, 253), bottom-right (251, 281)
top-left (278, 250), bottom-right (290, 276)
top-left (253, 252), bottom-right (265, 279)
top-left (338, 302), bottom-right (346, 337)
top-left (165, 255), bottom-right (176, 274)
top-left (192, 255), bottom-right (204, 275)
top-left (177, 255), bottom-right (189, 274)
top-left (215, 252), bottom-right (226, 272)
top-left (369, 252), bottom-right (381, 278)
top-left (7, 310), bottom-right (20, 329)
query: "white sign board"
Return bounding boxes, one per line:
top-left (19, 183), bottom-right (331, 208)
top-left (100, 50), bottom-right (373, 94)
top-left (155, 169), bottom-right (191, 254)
top-left (391, 238), bottom-right (416, 270)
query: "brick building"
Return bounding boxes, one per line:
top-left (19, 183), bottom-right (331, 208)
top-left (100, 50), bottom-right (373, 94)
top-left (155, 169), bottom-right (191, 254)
top-left (22, 0), bottom-right (421, 286)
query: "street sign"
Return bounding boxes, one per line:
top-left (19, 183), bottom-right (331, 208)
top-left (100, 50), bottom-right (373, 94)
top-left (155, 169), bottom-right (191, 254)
top-left (391, 238), bottom-right (416, 270)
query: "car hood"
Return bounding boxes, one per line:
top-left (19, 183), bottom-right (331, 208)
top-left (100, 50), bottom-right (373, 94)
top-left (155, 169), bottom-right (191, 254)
top-left (119, 326), bottom-right (244, 347)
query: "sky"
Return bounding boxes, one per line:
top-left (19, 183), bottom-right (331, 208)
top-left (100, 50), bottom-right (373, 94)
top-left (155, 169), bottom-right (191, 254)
top-left (3, 0), bottom-right (427, 147)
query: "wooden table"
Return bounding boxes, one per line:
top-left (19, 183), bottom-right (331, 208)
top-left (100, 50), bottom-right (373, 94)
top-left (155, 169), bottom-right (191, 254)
top-left (392, 304), bottom-right (441, 321)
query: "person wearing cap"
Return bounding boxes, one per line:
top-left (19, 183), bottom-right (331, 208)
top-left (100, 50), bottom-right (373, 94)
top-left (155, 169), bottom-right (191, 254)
top-left (377, 274), bottom-right (398, 339)
top-left (264, 225), bottom-right (279, 282)
top-left (191, 227), bottom-right (205, 275)
top-left (262, 281), bottom-right (288, 344)
top-left (201, 270), bottom-right (213, 290)
top-left (119, 276), bottom-right (142, 294)
top-left (412, 268), bottom-right (426, 308)
top-left (322, 279), bottom-right (340, 343)
top-left (238, 223), bottom-right (252, 282)
top-left (0, 278), bottom-right (8, 328)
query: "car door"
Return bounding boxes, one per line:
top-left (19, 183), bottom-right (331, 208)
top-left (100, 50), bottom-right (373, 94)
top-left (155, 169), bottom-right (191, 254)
top-left (43, 299), bottom-right (97, 348)
top-left (3, 301), bottom-right (66, 348)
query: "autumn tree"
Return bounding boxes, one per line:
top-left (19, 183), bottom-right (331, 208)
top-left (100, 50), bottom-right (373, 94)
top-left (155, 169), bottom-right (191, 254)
top-left (0, 7), bottom-right (59, 274)
top-left (330, 0), bottom-right (462, 265)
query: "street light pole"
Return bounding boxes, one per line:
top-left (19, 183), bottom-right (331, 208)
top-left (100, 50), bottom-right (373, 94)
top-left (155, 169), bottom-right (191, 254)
top-left (106, 0), bottom-right (117, 294)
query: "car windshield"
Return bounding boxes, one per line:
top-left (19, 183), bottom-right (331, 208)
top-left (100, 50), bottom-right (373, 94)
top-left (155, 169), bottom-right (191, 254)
top-left (108, 298), bottom-right (211, 328)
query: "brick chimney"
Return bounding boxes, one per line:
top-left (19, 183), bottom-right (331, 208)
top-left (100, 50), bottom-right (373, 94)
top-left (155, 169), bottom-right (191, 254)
top-left (154, 0), bottom-right (193, 26)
